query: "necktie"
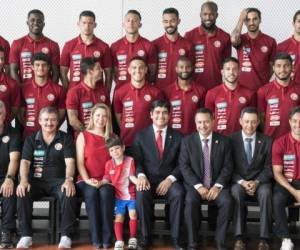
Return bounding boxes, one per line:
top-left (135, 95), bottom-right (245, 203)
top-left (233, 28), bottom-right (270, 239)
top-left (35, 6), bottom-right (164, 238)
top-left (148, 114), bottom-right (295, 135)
top-left (245, 138), bottom-right (253, 165)
top-left (156, 130), bottom-right (163, 159)
top-left (202, 139), bottom-right (211, 188)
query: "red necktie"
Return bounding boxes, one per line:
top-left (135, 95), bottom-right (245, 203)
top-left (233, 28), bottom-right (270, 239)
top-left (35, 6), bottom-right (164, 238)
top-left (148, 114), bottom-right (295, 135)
top-left (156, 130), bottom-right (163, 159)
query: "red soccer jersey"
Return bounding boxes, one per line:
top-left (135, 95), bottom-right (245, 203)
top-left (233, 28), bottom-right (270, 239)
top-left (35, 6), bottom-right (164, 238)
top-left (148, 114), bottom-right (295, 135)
top-left (184, 26), bottom-right (231, 90)
top-left (278, 37), bottom-right (300, 85)
top-left (272, 133), bottom-right (300, 181)
top-left (103, 156), bottom-right (136, 200)
top-left (77, 130), bottom-right (111, 182)
top-left (60, 35), bottom-right (112, 89)
top-left (111, 36), bottom-right (157, 87)
top-left (258, 80), bottom-right (300, 139)
top-left (9, 35), bottom-right (60, 83)
top-left (113, 82), bottom-right (163, 146)
top-left (21, 79), bottom-right (65, 138)
top-left (66, 81), bottom-right (110, 127)
top-left (163, 80), bottom-right (206, 135)
top-left (236, 32), bottom-right (277, 91)
top-left (0, 36), bottom-right (10, 64)
top-left (205, 84), bottom-right (256, 135)
top-left (0, 72), bottom-right (21, 122)
top-left (152, 34), bottom-right (194, 90)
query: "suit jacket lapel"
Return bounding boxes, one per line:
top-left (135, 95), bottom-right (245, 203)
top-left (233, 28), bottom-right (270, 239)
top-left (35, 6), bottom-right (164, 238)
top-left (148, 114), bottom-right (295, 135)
top-left (162, 128), bottom-right (172, 162)
top-left (192, 133), bottom-right (203, 177)
top-left (210, 133), bottom-right (218, 176)
top-left (238, 131), bottom-right (247, 163)
top-left (251, 132), bottom-right (261, 167)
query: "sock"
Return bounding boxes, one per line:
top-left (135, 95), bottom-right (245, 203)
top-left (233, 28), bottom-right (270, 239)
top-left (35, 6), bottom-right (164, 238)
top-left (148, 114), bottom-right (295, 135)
top-left (129, 219), bottom-right (137, 238)
top-left (114, 221), bottom-right (123, 241)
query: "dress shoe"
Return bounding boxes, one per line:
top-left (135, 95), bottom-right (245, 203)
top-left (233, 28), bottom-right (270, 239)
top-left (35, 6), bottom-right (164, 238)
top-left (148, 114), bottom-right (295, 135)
top-left (234, 240), bottom-right (246, 250)
top-left (258, 240), bottom-right (270, 250)
top-left (137, 237), bottom-right (150, 250)
top-left (172, 238), bottom-right (185, 250)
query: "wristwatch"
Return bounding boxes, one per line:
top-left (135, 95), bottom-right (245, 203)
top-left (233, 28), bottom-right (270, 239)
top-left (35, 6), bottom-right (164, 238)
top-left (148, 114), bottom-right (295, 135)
top-left (6, 175), bottom-right (15, 180)
top-left (65, 176), bottom-right (74, 182)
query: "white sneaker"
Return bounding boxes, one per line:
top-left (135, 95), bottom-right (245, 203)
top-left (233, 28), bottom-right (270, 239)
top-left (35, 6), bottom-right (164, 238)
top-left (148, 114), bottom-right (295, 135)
top-left (16, 236), bottom-right (32, 248)
top-left (58, 235), bottom-right (72, 249)
top-left (128, 237), bottom-right (137, 249)
top-left (280, 238), bottom-right (294, 250)
top-left (114, 240), bottom-right (124, 250)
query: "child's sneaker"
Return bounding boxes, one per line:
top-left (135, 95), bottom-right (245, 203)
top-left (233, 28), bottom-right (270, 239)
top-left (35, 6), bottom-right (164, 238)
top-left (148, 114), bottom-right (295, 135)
top-left (128, 237), bottom-right (137, 249)
top-left (114, 240), bottom-right (124, 250)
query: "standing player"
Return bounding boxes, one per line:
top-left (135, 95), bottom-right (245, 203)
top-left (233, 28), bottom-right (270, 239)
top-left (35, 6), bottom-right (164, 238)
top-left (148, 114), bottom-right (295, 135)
top-left (111, 10), bottom-right (157, 88)
top-left (9, 9), bottom-right (60, 84)
top-left (19, 53), bottom-right (65, 139)
top-left (277, 10), bottom-right (300, 85)
top-left (153, 7), bottom-right (193, 90)
top-left (258, 53), bottom-right (300, 140)
top-left (0, 36), bottom-right (10, 74)
top-left (164, 56), bottom-right (205, 135)
top-left (184, 1), bottom-right (231, 90)
top-left (205, 57), bottom-right (256, 135)
top-left (60, 11), bottom-right (112, 91)
top-left (113, 57), bottom-right (163, 154)
top-left (231, 8), bottom-right (277, 91)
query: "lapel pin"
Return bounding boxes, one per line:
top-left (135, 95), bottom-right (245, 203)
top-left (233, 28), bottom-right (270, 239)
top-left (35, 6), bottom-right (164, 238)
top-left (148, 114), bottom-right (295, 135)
top-left (215, 140), bottom-right (219, 144)
top-left (258, 140), bottom-right (261, 144)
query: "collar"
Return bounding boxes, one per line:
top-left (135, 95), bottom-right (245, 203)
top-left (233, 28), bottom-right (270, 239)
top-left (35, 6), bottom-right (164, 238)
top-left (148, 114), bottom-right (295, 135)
top-left (222, 82), bottom-right (239, 93)
top-left (81, 80), bottom-right (96, 91)
top-left (242, 130), bottom-right (256, 141)
top-left (163, 33), bottom-right (181, 44)
top-left (130, 82), bottom-right (147, 90)
top-left (175, 80), bottom-right (193, 92)
top-left (273, 79), bottom-right (293, 89)
top-left (77, 35), bottom-right (96, 45)
top-left (245, 30), bottom-right (262, 41)
top-left (35, 130), bottom-right (61, 144)
top-left (123, 35), bottom-right (141, 45)
top-left (152, 124), bottom-right (168, 134)
top-left (198, 26), bottom-right (218, 38)
top-left (26, 34), bottom-right (45, 43)
top-left (199, 132), bottom-right (213, 142)
top-left (31, 78), bottom-right (50, 89)
top-left (289, 132), bottom-right (300, 145)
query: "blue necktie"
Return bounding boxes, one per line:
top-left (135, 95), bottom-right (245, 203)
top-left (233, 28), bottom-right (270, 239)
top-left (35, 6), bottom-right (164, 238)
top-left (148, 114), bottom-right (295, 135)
top-left (245, 138), bottom-right (253, 165)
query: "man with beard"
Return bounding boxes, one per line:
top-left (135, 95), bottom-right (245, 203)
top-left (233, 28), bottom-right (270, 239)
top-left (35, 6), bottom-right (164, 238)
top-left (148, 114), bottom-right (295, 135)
top-left (231, 8), bottom-right (277, 91)
top-left (258, 53), bottom-right (300, 139)
top-left (277, 10), bottom-right (300, 85)
top-left (163, 56), bottom-right (206, 135)
top-left (9, 9), bottom-right (60, 84)
top-left (111, 10), bottom-right (156, 88)
top-left (272, 106), bottom-right (300, 250)
top-left (205, 57), bottom-right (256, 135)
top-left (0, 36), bottom-right (10, 74)
top-left (60, 11), bottom-right (112, 91)
top-left (184, 1), bottom-right (231, 90)
top-left (152, 8), bottom-right (193, 90)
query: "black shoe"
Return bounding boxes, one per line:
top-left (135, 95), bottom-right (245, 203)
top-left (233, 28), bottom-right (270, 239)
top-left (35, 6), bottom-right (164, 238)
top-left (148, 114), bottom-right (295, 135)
top-left (137, 237), bottom-right (150, 250)
top-left (0, 232), bottom-right (13, 249)
top-left (172, 238), bottom-right (185, 250)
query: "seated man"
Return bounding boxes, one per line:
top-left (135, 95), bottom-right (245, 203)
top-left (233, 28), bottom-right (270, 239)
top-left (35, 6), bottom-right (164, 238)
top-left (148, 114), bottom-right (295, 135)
top-left (16, 106), bottom-right (77, 249)
top-left (230, 107), bottom-right (272, 250)
top-left (133, 100), bottom-right (184, 250)
top-left (180, 108), bottom-right (233, 250)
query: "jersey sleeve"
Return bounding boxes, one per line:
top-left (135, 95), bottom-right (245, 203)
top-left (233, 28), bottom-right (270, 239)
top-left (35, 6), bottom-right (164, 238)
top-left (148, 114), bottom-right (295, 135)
top-left (101, 44), bottom-right (112, 69)
top-left (113, 89), bottom-right (123, 114)
top-left (204, 90), bottom-right (215, 113)
top-left (103, 161), bottom-right (111, 181)
top-left (57, 86), bottom-right (66, 109)
top-left (129, 158), bottom-right (136, 176)
top-left (257, 87), bottom-right (267, 113)
top-left (147, 42), bottom-right (157, 65)
top-left (21, 135), bottom-right (35, 161)
top-left (63, 133), bottom-right (76, 159)
top-left (10, 79), bottom-right (21, 108)
top-left (66, 88), bottom-right (79, 110)
top-left (9, 129), bottom-right (21, 153)
top-left (51, 41), bottom-right (60, 65)
top-left (272, 138), bottom-right (283, 166)
top-left (60, 42), bottom-right (71, 67)
top-left (9, 40), bottom-right (20, 64)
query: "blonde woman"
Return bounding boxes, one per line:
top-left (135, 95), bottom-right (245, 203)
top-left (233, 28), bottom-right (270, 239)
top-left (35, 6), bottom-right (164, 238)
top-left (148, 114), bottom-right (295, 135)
top-left (76, 103), bottom-right (114, 249)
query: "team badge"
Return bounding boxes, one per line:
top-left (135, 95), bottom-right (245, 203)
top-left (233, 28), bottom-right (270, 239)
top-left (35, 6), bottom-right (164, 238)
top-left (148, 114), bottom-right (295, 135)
top-left (47, 94), bottom-right (55, 101)
top-left (260, 46), bottom-right (268, 53)
top-left (55, 143), bottom-right (63, 150)
top-left (214, 40), bottom-right (221, 48)
top-left (100, 95), bottom-right (106, 102)
top-left (0, 85), bottom-right (7, 92)
top-left (93, 51), bottom-right (101, 58)
top-left (192, 95), bottom-right (199, 103)
top-left (239, 96), bottom-right (246, 104)
top-left (178, 49), bottom-right (186, 55)
top-left (144, 94), bottom-right (151, 102)
top-left (73, 71), bottom-right (80, 76)
top-left (41, 47), bottom-right (49, 54)
top-left (137, 50), bottom-right (145, 57)
top-left (2, 136), bottom-right (9, 143)
top-left (290, 93), bottom-right (298, 101)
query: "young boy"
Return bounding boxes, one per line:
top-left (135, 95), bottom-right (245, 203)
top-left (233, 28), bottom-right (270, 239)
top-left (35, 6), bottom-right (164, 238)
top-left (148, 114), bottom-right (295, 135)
top-left (103, 136), bottom-right (138, 250)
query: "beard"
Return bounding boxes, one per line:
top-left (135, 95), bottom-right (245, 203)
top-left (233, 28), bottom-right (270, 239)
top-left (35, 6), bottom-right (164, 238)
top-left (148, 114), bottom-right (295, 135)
top-left (201, 20), bottom-right (216, 31)
top-left (275, 72), bottom-right (291, 81)
top-left (165, 26), bottom-right (178, 35)
top-left (178, 71), bottom-right (192, 80)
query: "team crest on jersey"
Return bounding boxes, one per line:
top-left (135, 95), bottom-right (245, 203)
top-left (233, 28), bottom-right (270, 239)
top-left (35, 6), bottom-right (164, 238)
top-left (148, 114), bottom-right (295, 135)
top-left (2, 136), bottom-right (9, 143)
top-left (144, 94), bottom-right (151, 102)
top-left (214, 40), bottom-right (221, 48)
top-left (137, 50), bottom-right (145, 57)
top-left (178, 49), bottom-right (186, 55)
top-left (55, 143), bottom-right (63, 150)
top-left (100, 95), bottom-right (106, 102)
top-left (47, 94), bottom-right (55, 101)
top-left (192, 95), bottom-right (199, 103)
top-left (290, 93), bottom-right (298, 101)
top-left (260, 46), bottom-right (268, 53)
top-left (239, 96), bottom-right (246, 104)
top-left (93, 51), bottom-right (101, 58)
top-left (0, 85), bottom-right (7, 92)
top-left (41, 47), bottom-right (49, 54)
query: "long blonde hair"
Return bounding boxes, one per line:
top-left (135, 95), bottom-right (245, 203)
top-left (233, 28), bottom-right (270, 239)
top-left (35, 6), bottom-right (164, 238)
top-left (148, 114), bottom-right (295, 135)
top-left (86, 103), bottom-right (112, 139)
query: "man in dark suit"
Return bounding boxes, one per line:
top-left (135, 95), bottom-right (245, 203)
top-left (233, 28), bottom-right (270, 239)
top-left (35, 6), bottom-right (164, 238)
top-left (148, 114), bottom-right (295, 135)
top-left (133, 99), bottom-right (184, 250)
top-left (180, 107), bottom-right (233, 250)
top-left (230, 107), bottom-right (273, 250)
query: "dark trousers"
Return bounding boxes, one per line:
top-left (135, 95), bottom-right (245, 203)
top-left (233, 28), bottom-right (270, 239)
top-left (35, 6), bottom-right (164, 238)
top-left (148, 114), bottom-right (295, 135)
top-left (77, 182), bottom-right (115, 245)
top-left (17, 178), bottom-right (77, 237)
top-left (273, 181), bottom-right (300, 238)
top-left (0, 178), bottom-right (16, 232)
top-left (184, 188), bottom-right (233, 248)
top-left (136, 182), bottom-right (184, 241)
top-left (231, 183), bottom-right (272, 239)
